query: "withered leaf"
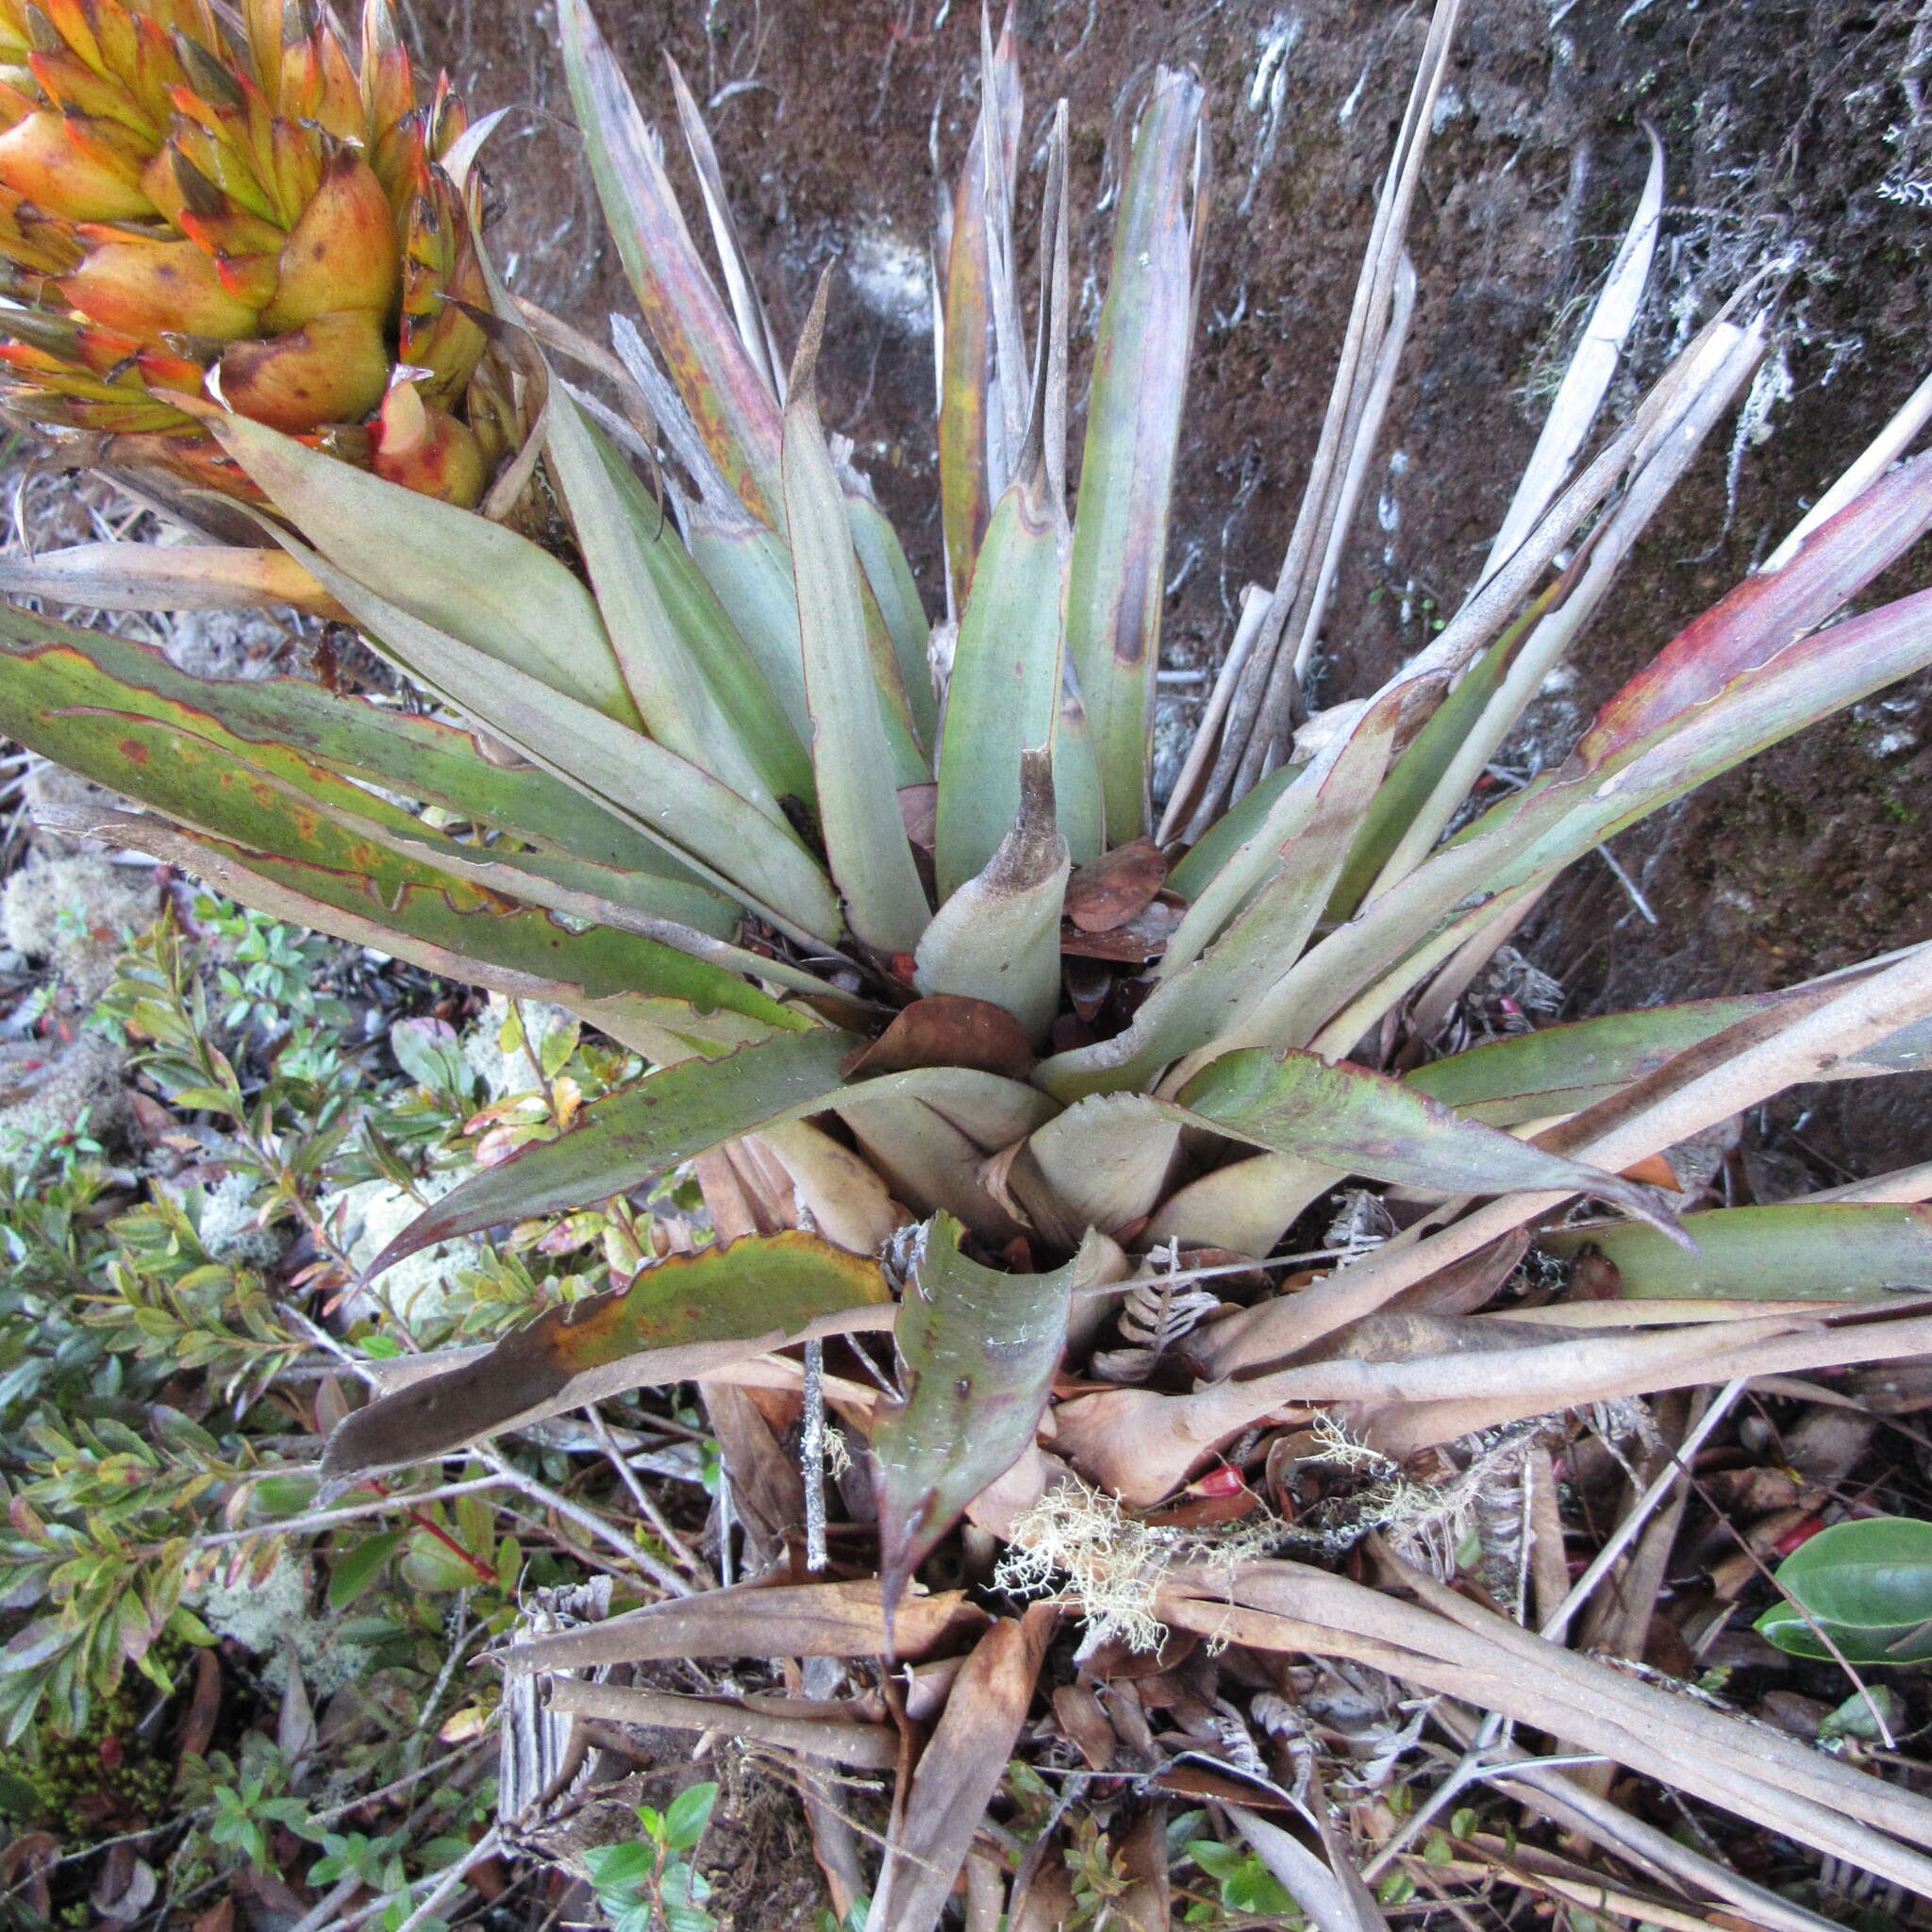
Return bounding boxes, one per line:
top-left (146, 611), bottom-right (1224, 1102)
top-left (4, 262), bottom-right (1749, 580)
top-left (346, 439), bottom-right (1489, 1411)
top-left (1064, 837), bottom-right (1169, 932)
top-left (498, 1577), bottom-right (987, 1674)
top-left (844, 993), bottom-right (1036, 1081)
top-left (866, 1607), bottom-right (1055, 1932)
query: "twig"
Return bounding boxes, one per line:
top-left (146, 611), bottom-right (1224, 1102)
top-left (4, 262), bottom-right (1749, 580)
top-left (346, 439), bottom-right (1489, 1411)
top-left (1362, 1380), bottom-right (1747, 1880)
top-left (585, 1405), bottom-right (712, 1586)
top-left (192, 1474), bottom-right (508, 1550)
top-left (802, 1338), bottom-right (828, 1574)
top-left (476, 1444), bottom-right (692, 1597)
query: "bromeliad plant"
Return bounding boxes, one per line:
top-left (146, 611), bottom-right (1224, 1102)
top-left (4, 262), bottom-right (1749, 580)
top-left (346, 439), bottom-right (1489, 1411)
top-left (0, 0), bottom-right (509, 517)
top-left (7, 0), bottom-right (1932, 1919)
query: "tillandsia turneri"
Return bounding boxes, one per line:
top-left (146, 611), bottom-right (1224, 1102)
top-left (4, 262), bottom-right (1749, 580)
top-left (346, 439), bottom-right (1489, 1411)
top-left (5, 0), bottom-right (1932, 1922)
top-left (0, 0), bottom-right (509, 510)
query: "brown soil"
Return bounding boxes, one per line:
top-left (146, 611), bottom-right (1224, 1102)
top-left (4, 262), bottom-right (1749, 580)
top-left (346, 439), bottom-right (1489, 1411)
top-left (425, 0), bottom-right (1932, 1170)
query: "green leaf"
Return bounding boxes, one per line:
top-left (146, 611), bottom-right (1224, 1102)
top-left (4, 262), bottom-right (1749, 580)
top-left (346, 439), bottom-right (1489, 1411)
top-left (210, 412), bottom-right (641, 728)
top-left (1541, 1201), bottom-right (1932, 1299)
top-left (935, 468), bottom-right (1070, 899)
top-left (914, 748), bottom-right (1068, 1042)
top-left (873, 1215), bottom-right (1074, 1622)
top-left (275, 533), bottom-right (846, 950)
top-left (661, 1781), bottom-right (720, 1853)
top-left (0, 666), bottom-right (801, 1054)
top-left (1409, 979), bottom-right (1932, 1126)
top-left (328, 1531), bottom-right (403, 1610)
top-left (322, 1231), bottom-right (891, 1481)
top-left (1036, 698), bottom-right (1399, 1100)
top-left (1172, 1045), bottom-right (1681, 1234)
top-left (362, 1029), bottom-right (858, 1280)
top-left (545, 394), bottom-right (810, 809)
top-left (586, 1841), bottom-right (655, 1894)
top-left (1756, 1518), bottom-right (1932, 1664)
top-left (1063, 68), bottom-right (1203, 843)
top-left (844, 477), bottom-right (938, 749)
top-left (782, 283), bottom-right (933, 954)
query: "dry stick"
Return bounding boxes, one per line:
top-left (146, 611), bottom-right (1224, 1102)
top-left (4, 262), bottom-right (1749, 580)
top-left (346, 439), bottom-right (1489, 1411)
top-left (192, 1474), bottom-right (508, 1551)
top-left (802, 1338), bottom-right (829, 1574)
top-left (1159, 1587), bottom-right (1932, 1896)
top-left (1223, 0), bottom-right (1466, 808)
top-left (584, 1404), bottom-right (711, 1586)
top-left (475, 1444), bottom-right (689, 1596)
top-left (1474, 1747), bottom-right (1846, 1932)
top-left (1358, 1381), bottom-right (1745, 1881)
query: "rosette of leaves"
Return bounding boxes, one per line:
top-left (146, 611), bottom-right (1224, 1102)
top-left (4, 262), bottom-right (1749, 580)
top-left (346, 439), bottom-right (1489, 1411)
top-left (3, 1), bottom-right (1932, 1921)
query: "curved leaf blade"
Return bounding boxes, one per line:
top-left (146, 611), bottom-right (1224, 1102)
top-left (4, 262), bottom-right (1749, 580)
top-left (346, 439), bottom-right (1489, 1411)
top-left (322, 1231), bottom-right (891, 1482)
top-left (873, 1216), bottom-right (1074, 1622)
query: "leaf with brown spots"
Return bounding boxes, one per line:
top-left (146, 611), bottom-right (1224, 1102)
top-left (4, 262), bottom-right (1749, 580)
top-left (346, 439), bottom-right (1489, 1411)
top-left (320, 1230), bottom-right (891, 1486)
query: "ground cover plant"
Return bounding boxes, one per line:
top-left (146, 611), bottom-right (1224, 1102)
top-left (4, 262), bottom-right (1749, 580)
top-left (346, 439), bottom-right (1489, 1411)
top-left (3, 0), bottom-right (1932, 1925)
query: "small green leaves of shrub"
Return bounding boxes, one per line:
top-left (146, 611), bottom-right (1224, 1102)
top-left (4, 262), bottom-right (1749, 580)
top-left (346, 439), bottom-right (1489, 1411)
top-left (1756, 1516), bottom-right (1932, 1663)
top-left (584, 1781), bottom-right (721, 1932)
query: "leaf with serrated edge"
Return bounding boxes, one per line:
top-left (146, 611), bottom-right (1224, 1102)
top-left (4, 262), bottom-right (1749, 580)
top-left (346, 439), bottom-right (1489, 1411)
top-left (873, 1218), bottom-right (1074, 1626)
top-left (321, 1231), bottom-right (891, 1483)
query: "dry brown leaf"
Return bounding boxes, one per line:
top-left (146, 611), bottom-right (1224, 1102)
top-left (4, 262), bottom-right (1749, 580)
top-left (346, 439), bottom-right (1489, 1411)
top-left (844, 994), bottom-right (1036, 1080)
top-left (866, 1605), bottom-right (1056, 1932)
top-left (1154, 1557), bottom-right (1932, 1895)
top-left (498, 1578), bottom-right (988, 1674)
top-left (1052, 1682), bottom-right (1119, 1770)
top-left (1063, 838), bottom-right (1169, 932)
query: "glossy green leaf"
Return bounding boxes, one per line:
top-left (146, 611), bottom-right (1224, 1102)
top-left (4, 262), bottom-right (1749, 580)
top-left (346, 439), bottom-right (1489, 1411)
top-left (1541, 1201), bottom-right (1932, 1298)
top-left (210, 412), bottom-right (640, 729)
top-left (324, 1232), bottom-right (891, 1482)
top-left (327, 1532), bottom-right (402, 1610)
top-left (1063, 68), bottom-right (1203, 843)
top-left (935, 467), bottom-right (1069, 898)
top-left (783, 286), bottom-right (933, 954)
top-left (1756, 1518), bottom-right (1932, 1664)
top-left (873, 1215), bottom-right (1074, 1619)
